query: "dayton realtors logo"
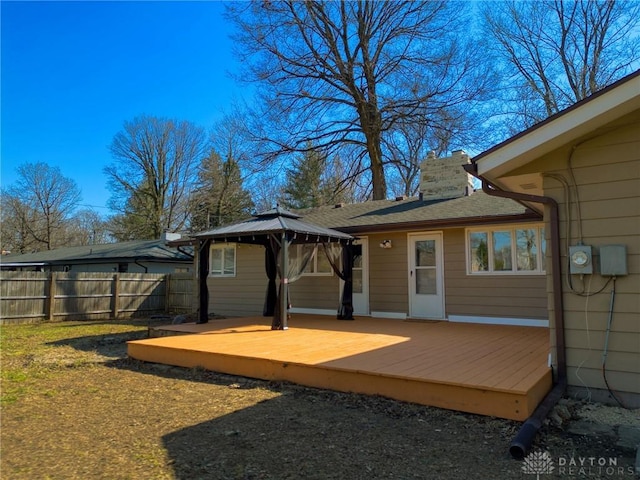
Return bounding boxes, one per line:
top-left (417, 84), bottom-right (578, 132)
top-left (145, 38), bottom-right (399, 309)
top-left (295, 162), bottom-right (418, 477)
top-left (522, 451), bottom-right (554, 479)
top-left (522, 450), bottom-right (636, 478)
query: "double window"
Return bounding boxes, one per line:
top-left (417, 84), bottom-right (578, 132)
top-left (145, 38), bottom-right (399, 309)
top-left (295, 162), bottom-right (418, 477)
top-left (302, 246), bottom-right (332, 275)
top-left (210, 244), bottom-right (236, 277)
top-left (467, 225), bottom-right (546, 275)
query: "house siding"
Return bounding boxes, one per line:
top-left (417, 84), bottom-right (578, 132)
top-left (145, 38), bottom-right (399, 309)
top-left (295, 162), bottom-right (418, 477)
top-left (58, 263), bottom-right (187, 274)
top-left (442, 229), bottom-right (548, 319)
top-left (289, 275), bottom-right (340, 310)
top-left (207, 244), bottom-right (266, 317)
top-left (271, 228), bottom-right (547, 320)
top-left (369, 233), bottom-right (409, 315)
top-left (514, 115), bottom-right (640, 397)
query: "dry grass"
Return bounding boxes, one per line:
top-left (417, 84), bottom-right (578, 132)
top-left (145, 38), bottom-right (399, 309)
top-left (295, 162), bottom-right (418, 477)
top-left (1, 319), bottom-right (635, 479)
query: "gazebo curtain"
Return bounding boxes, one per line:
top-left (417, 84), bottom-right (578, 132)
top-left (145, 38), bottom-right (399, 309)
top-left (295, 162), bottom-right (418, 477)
top-left (197, 239), bottom-right (211, 324)
top-left (322, 242), bottom-right (354, 320)
top-left (263, 239), bottom-right (279, 317)
top-left (264, 237), bottom-right (315, 329)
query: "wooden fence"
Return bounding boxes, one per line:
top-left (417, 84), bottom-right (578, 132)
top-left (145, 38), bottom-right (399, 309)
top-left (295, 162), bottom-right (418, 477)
top-left (0, 272), bottom-right (195, 324)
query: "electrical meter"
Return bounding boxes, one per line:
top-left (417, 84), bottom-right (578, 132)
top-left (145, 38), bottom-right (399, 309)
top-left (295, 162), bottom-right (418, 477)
top-left (569, 245), bottom-right (592, 274)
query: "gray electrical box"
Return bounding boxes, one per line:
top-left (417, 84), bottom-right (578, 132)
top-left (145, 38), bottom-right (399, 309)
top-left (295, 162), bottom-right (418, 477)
top-left (599, 245), bottom-right (628, 276)
top-left (569, 245), bottom-right (593, 274)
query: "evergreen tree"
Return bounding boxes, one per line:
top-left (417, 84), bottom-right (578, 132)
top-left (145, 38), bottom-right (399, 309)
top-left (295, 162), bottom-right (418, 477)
top-left (282, 148), bottom-right (350, 209)
top-left (189, 149), bottom-right (253, 231)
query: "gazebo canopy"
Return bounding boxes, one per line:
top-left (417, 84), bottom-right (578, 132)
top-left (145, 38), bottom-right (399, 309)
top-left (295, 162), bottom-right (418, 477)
top-left (193, 206), bottom-right (353, 245)
top-left (192, 207), bottom-right (355, 330)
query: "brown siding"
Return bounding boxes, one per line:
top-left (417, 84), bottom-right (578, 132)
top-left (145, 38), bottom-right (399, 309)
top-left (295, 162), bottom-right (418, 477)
top-left (208, 244), bottom-right (266, 317)
top-left (289, 275), bottom-right (341, 310)
top-left (207, 228), bottom-right (549, 321)
top-left (360, 229), bottom-right (547, 319)
top-left (515, 116), bottom-right (640, 395)
top-left (443, 229), bottom-right (548, 319)
top-left (368, 233), bottom-right (409, 314)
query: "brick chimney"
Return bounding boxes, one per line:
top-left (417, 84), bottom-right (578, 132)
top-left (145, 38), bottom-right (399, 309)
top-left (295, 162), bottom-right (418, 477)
top-left (419, 150), bottom-right (474, 201)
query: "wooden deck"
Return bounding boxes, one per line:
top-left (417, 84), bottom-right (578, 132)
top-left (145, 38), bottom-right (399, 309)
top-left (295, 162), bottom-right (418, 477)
top-left (127, 315), bottom-right (552, 421)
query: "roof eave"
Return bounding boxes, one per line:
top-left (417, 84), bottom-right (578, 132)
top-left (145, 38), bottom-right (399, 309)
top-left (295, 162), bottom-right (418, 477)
top-left (334, 212), bottom-right (542, 235)
top-left (473, 70), bottom-right (640, 179)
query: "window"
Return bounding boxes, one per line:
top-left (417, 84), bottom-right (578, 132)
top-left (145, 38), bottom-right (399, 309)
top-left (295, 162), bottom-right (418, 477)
top-left (210, 244), bottom-right (236, 277)
top-left (352, 243), bottom-right (363, 293)
top-left (467, 225), bottom-right (545, 274)
top-left (302, 246), bottom-right (333, 275)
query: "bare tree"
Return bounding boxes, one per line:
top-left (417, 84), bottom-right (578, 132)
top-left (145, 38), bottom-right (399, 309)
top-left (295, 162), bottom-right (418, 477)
top-left (105, 115), bottom-right (208, 240)
top-left (2, 162), bottom-right (81, 251)
top-left (1, 193), bottom-right (38, 254)
top-left (384, 104), bottom-right (472, 197)
top-left (65, 209), bottom-right (111, 246)
top-left (228, 1), bottom-right (490, 200)
top-left (483, 0), bottom-right (640, 129)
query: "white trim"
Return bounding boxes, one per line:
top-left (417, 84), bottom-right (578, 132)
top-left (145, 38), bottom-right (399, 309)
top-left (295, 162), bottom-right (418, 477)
top-left (352, 237), bottom-right (369, 315)
top-left (465, 224), bottom-right (546, 275)
top-left (448, 315), bottom-right (549, 328)
top-left (407, 232), bottom-right (445, 319)
top-left (209, 243), bottom-right (237, 277)
top-left (289, 307), bottom-right (337, 316)
top-left (371, 311), bottom-right (407, 320)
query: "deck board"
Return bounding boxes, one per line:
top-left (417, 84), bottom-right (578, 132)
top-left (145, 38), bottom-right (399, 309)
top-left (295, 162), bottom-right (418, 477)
top-left (128, 315), bottom-right (552, 420)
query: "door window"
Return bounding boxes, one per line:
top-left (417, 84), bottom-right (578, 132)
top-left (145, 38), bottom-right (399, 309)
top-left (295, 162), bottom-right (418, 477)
top-left (352, 244), bottom-right (363, 294)
top-left (415, 240), bottom-right (437, 295)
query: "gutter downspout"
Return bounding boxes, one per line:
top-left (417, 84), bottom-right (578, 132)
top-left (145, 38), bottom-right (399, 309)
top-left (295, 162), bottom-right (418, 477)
top-left (464, 164), bottom-right (567, 460)
top-left (134, 260), bottom-right (148, 273)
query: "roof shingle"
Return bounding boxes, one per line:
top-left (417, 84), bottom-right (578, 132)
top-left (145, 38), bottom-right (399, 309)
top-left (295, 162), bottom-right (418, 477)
top-left (298, 191), bottom-right (539, 232)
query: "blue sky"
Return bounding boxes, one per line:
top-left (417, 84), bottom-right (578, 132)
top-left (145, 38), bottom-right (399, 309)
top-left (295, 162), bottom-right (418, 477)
top-left (1, 1), bottom-right (243, 213)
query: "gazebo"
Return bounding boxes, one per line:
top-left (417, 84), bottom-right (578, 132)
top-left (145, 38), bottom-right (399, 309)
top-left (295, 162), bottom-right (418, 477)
top-left (191, 207), bottom-right (355, 329)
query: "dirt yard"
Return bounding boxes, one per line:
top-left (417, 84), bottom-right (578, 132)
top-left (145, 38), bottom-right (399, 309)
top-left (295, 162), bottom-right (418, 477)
top-left (1, 319), bottom-right (637, 479)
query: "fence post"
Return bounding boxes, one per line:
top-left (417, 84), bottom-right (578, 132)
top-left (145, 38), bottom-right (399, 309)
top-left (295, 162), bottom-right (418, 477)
top-left (112, 273), bottom-right (120, 319)
top-left (47, 272), bottom-right (57, 321)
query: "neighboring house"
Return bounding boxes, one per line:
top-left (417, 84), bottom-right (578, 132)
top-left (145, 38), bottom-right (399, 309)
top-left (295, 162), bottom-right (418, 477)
top-left (205, 150), bottom-right (549, 328)
top-left (0, 233), bottom-right (193, 274)
top-left (468, 69), bottom-right (640, 407)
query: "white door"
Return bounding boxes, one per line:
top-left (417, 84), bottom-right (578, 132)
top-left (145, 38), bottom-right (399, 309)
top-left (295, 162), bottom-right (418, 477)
top-left (408, 233), bottom-right (445, 319)
top-left (351, 239), bottom-right (369, 315)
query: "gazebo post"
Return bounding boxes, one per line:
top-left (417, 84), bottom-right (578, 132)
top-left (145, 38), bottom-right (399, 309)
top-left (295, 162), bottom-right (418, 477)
top-left (280, 231), bottom-right (289, 330)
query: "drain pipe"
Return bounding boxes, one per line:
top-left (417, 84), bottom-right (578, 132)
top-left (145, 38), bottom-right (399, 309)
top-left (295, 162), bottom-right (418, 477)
top-left (134, 259), bottom-right (148, 273)
top-left (464, 165), bottom-right (567, 460)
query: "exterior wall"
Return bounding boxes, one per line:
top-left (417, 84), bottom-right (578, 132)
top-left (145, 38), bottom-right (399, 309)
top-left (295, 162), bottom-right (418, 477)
top-left (289, 274), bottom-right (340, 311)
top-left (207, 243), bottom-right (266, 317)
top-left (442, 229), bottom-right (547, 319)
top-left (508, 114), bottom-right (640, 398)
top-left (63, 263), bottom-right (189, 274)
top-left (368, 232), bottom-right (410, 315)
top-left (261, 229), bottom-right (548, 320)
top-left (9, 262), bottom-right (190, 274)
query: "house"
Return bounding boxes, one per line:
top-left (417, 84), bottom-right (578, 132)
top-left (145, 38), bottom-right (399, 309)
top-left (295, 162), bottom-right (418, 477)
top-left (467, 69), bottom-right (640, 409)
top-left (137, 156), bottom-right (553, 427)
top-left (203, 150), bottom-right (549, 329)
top-left (0, 232), bottom-right (193, 274)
